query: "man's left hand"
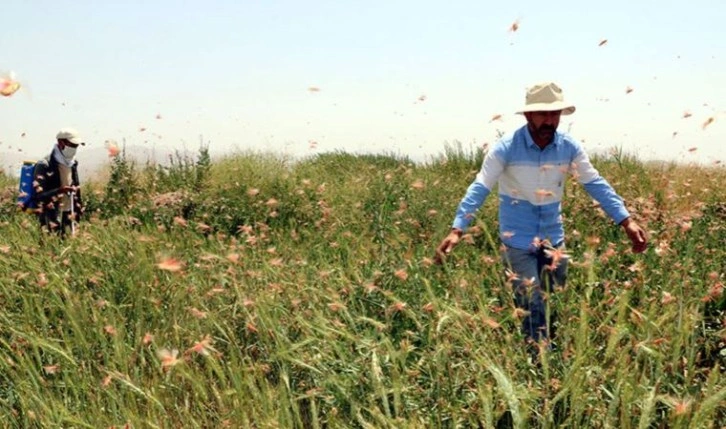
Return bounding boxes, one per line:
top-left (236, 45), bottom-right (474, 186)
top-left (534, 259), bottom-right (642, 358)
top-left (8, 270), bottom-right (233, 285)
top-left (621, 218), bottom-right (647, 253)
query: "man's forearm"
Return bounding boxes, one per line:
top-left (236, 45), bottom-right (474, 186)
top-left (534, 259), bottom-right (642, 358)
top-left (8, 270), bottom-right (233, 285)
top-left (452, 181), bottom-right (491, 231)
top-left (583, 179), bottom-right (630, 225)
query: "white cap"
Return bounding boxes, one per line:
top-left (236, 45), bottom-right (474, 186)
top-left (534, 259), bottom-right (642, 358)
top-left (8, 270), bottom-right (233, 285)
top-left (56, 127), bottom-right (85, 145)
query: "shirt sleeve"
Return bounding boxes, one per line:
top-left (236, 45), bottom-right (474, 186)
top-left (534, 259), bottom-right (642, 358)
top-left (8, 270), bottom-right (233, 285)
top-left (572, 145), bottom-right (630, 225)
top-left (452, 146), bottom-right (505, 231)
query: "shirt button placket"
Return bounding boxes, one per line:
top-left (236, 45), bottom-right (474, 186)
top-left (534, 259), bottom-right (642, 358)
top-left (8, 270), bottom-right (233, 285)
top-left (537, 147), bottom-right (543, 242)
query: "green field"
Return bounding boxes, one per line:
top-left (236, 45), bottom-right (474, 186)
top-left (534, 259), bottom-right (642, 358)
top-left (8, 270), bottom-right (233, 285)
top-left (0, 145), bottom-right (724, 428)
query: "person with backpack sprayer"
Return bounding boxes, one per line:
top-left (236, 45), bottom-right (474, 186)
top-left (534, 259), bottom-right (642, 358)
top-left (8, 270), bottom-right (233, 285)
top-left (23, 128), bottom-right (85, 237)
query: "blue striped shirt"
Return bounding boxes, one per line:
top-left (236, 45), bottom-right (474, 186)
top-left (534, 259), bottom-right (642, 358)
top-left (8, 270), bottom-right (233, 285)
top-left (452, 125), bottom-right (630, 250)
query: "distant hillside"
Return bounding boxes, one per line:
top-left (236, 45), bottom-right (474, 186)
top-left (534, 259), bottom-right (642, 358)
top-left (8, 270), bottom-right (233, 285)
top-left (0, 144), bottom-right (204, 180)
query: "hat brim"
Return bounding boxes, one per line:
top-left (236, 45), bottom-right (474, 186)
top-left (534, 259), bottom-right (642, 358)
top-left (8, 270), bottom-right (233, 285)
top-left (58, 135), bottom-right (85, 145)
top-left (516, 102), bottom-right (576, 115)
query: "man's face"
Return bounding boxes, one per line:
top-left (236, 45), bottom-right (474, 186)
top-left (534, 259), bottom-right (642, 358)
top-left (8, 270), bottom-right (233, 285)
top-left (525, 110), bottom-right (562, 142)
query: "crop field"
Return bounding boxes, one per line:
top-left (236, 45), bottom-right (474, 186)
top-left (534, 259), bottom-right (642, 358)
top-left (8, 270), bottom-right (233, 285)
top-left (0, 146), bottom-right (724, 428)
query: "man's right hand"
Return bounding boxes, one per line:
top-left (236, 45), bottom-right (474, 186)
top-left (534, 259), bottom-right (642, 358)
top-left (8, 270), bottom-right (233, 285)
top-left (59, 185), bottom-right (78, 193)
top-left (435, 228), bottom-right (463, 265)
top-left (620, 217), bottom-right (648, 253)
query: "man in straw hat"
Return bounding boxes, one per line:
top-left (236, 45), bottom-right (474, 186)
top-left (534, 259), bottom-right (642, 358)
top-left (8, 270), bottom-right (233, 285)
top-left (435, 82), bottom-right (647, 356)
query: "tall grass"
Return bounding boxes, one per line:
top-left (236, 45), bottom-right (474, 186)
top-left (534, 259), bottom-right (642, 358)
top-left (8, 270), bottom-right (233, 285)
top-left (0, 146), bottom-right (724, 427)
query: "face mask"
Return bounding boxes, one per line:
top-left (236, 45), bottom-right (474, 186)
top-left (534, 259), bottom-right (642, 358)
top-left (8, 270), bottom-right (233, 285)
top-left (61, 146), bottom-right (77, 160)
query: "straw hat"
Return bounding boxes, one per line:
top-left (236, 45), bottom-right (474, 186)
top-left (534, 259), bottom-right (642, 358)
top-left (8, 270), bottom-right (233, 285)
top-left (516, 82), bottom-right (576, 115)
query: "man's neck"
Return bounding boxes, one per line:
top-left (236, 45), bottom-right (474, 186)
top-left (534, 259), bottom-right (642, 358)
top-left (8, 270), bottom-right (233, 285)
top-left (533, 138), bottom-right (551, 149)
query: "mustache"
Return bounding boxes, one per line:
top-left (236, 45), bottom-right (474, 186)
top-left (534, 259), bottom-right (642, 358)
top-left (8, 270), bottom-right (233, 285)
top-left (538, 125), bottom-right (556, 133)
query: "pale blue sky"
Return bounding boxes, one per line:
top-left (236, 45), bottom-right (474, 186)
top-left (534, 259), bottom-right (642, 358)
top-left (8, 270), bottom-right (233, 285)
top-left (2, 0), bottom-right (725, 174)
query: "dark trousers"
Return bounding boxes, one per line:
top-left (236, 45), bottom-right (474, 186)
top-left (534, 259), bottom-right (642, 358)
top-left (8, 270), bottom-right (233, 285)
top-left (39, 209), bottom-right (74, 237)
top-left (500, 243), bottom-right (568, 343)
